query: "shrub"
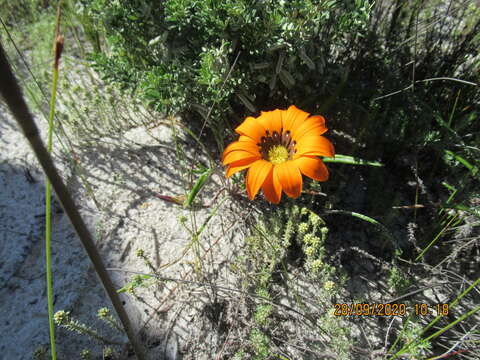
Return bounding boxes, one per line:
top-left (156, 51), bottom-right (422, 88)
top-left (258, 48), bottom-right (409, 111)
top-left (77, 0), bottom-right (372, 148)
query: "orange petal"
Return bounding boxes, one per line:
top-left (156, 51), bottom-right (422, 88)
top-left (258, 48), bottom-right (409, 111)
top-left (235, 116), bottom-right (266, 143)
top-left (292, 115), bottom-right (327, 141)
top-left (294, 135), bottom-right (335, 158)
top-left (274, 161), bottom-right (302, 198)
top-left (294, 155), bottom-right (329, 181)
top-left (282, 105), bottom-right (310, 134)
top-left (258, 109), bottom-right (283, 134)
top-left (226, 158), bottom-right (258, 178)
top-left (246, 160), bottom-right (273, 200)
top-left (222, 140), bottom-right (260, 161)
top-left (223, 150), bottom-right (260, 165)
top-left (261, 167), bottom-right (282, 204)
top-left (238, 135), bottom-right (253, 142)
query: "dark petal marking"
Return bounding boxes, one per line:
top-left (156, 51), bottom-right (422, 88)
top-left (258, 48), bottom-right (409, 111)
top-left (282, 130), bottom-right (291, 148)
top-left (258, 127), bottom-right (297, 161)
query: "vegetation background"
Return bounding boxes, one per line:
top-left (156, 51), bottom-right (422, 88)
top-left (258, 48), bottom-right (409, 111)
top-left (0, 0), bottom-right (479, 359)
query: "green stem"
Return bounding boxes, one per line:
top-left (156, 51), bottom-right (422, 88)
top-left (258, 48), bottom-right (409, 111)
top-left (68, 322), bottom-right (123, 345)
top-left (45, 40), bottom-right (59, 360)
top-left (322, 154), bottom-right (383, 167)
top-left (415, 214), bottom-right (458, 261)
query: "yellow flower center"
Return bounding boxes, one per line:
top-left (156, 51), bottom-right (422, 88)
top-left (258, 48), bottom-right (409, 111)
top-left (268, 145), bottom-right (289, 165)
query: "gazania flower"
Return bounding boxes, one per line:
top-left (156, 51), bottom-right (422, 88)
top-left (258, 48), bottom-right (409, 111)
top-left (222, 105), bottom-right (334, 204)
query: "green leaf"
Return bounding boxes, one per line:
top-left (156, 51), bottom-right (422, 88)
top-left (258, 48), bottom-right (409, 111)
top-left (444, 150), bottom-right (478, 175)
top-left (322, 154), bottom-right (383, 167)
top-left (184, 168), bottom-right (212, 208)
top-left (324, 209), bottom-right (396, 246)
top-left (117, 275), bottom-right (152, 293)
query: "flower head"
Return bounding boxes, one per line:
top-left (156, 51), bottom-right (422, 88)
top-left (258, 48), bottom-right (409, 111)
top-left (223, 105), bottom-right (334, 203)
top-left (324, 280), bottom-right (335, 291)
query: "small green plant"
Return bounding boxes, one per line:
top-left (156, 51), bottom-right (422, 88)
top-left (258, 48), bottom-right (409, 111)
top-left (229, 203), bottom-right (353, 358)
top-left (249, 328), bottom-right (271, 360)
top-left (80, 349), bottom-right (92, 360)
top-left (103, 346), bottom-right (114, 359)
top-left (315, 310), bottom-right (351, 360)
top-left (135, 248), bottom-right (157, 275)
top-left (390, 318), bottom-right (432, 359)
top-left (117, 274), bottom-right (153, 294)
top-left (232, 349), bottom-right (246, 360)
top-left (32, 346), bottom-right (48, 360)
top-left (253, 288), bottom-right (273, 327)
top-left (97, 307), bottom-right (124, 334)
top-left (54, 310), bottom-right (122, 345)
top-left (387, 265), bottom-right (411, 294)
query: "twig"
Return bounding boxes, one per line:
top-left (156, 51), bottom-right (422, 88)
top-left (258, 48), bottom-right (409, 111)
top-left (428, 325), bottom-right (477, 360)
top-left (373, 77), bottom-right (478, 102)
top-left (383, 282), bottom-right (450, 304)
top-left (107, 268), bottom-right (316, 324)
top-left (384, 317), bottom-right (396, 351)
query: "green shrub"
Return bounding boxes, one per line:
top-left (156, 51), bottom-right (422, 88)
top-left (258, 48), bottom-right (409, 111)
top-left (78, 0), bottom-right (372, 148)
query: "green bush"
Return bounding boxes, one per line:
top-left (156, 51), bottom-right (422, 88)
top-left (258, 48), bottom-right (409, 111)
top-left (78, 0), bottom-right (372, 148)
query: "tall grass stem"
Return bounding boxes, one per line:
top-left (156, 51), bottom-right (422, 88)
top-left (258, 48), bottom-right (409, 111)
top-left (44, 33), bottom-right (61, 360)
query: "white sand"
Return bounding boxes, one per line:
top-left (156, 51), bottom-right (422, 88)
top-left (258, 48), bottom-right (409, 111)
top-left (0, 105), bottom-right (247, 359)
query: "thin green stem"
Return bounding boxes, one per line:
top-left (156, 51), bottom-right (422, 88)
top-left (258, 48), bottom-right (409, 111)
top-left (45, 31), bottom-right (60, 360)
top-left (322, 154), bottom-right (383, 167)
top-left (415, 214), bottom-right (458, 261)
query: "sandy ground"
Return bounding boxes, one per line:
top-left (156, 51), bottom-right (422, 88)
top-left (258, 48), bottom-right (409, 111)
top-left (0, 106), bottom-right (126, 358)
top-left (0, 103), bottom-right (248, 359)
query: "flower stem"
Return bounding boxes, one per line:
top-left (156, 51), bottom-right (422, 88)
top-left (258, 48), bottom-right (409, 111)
top-left (45, 28), bottom-right (63, 360)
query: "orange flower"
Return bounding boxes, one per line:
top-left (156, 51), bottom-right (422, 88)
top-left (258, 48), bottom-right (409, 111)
top-left (223, 105), bottom-right (335, 204)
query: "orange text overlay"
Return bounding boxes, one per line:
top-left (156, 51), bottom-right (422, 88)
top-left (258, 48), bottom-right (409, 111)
top-left (334, 303), bottom-right (405, 316)
top-left (333, 303), bottom-right (449, 317)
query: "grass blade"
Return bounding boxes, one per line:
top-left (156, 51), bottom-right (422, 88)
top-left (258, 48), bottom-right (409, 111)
top-left (444, 150), bottom-right (478, 175)
top-left (184, 168), bottom-right (212, 208)
top-left (324, 209), bottom-right (396, 246)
